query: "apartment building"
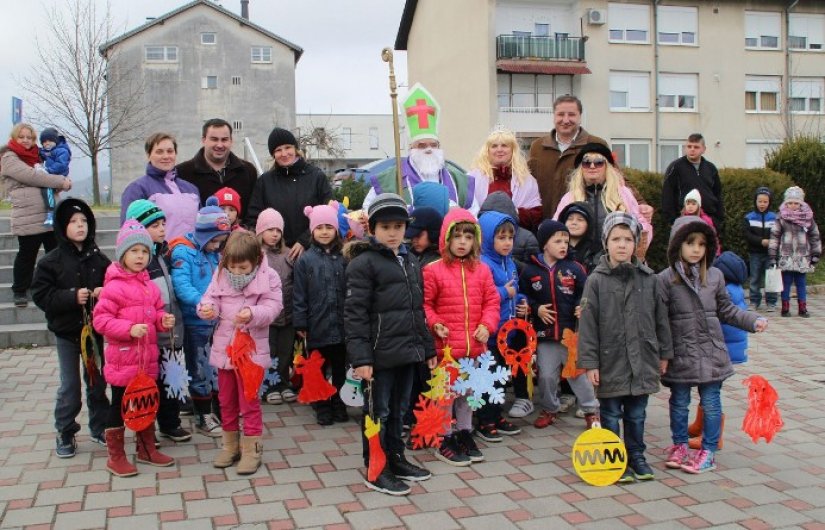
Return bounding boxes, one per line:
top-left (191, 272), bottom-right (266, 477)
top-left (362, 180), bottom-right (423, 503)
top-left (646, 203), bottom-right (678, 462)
top-left (396, 0), bottom-right (825, 171)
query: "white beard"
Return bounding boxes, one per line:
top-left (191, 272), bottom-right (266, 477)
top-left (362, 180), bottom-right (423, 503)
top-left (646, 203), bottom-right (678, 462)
top-left (409, 148), bottom-right (445, 181)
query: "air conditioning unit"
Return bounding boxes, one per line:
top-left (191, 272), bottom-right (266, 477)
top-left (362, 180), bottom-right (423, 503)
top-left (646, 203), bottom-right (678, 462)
top-left (587, 8), bottom-right (606, 25)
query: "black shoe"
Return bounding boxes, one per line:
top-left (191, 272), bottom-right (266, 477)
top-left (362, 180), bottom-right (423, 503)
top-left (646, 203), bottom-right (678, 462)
top-left (56, 433), bottom-right (77, 458)
top-left (475, 422), bottom-right (503, 443)
top-left (389, 453), bottom-right (431, 481)
top-left (13, 295), bottom-right (28, 308)
top-left (179, 399), bottom-right (194, 416)
top-left (630, 457), bottom-right (655, 481)
top-left (159, 426), bottom-right (192, 442)
top-left (617, 467), bottom-right (635, 484)
top-left (434, 435), bottom-right (471, 467)
top-left (455, 429), bottom-right (484, 462)
top-left (364, 469), bottom-right (411, 496)
top-left (496, 417), bottom-right (522, 436)
top-left (332, 406), bottom-right (349, 423)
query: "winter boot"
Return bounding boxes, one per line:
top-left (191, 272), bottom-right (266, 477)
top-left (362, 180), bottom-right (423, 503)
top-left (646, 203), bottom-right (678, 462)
top-left (214, 430), bottom-right (241, 468)
top-left (689, 413), bottom-right (725, 451)
top-left (105, 427), bottom-right (137, 477)
top-left (781, 300), bottom-right (790, 317)
top-left (136, 427), bottom-right (175, 466)
top-left (687, 406), bottom-right (704, 437)
top-left (799, 301), bottom-right (810, 318)
top-left (237, 436), bottom-right (263, 475)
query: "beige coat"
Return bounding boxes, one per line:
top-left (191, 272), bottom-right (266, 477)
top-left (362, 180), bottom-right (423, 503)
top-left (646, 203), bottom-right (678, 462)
top-left (1, 150), bottom-right (66, 236)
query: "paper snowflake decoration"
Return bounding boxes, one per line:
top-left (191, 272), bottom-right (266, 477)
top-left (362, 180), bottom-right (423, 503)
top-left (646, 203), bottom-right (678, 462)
top-left (259, 359), bottom-right (281, 399)
top-left (160, 348), bottom-right (191, 402)
top-left (451, 351), bottom-right (511, 410)
top-left (411, 395), bottom-right (453, 449)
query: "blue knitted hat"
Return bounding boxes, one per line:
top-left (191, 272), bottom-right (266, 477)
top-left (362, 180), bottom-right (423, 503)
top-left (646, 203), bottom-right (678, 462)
top-left (194, 196), bottom-right (231, 248)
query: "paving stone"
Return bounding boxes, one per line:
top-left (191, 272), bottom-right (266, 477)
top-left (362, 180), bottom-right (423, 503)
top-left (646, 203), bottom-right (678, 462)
top-left (744, 503), bottom-right (813, 526)
top-left (0, 505), bottom-right (55, 527)
top-left (254, 483), bottom-right (304, 502)
top-left (457, 513), bottom-right (518, 529)
top-left (184, 498), bottom-right (236, 518)
top-left (84, 490), bottom-right (133, 509)
top-left (630, 499), bottom-right (693, 522)
top-left (289, 504), bottom-right (345, 526)
top-left (305, 485), bottom-right (355, 506)
top-left (518, 496), bottom-right (574, 517)
top-left (161, 518), bottom-right (216, 530)
top-left (345, 507), bottom-right (402, 529)
top-left (573, 497), bottom-right (635, 519)
top-left (134, 494), bottom-right (184, 514)
top-left (401, 511), bottom-right (461, 530)
top-left (685, 500), bottom-right (749, 525)
top-left (466, 476), bottom-right (520, 494)
top-left (53, 509), bottom-right (107, 530)
top-left (0, 483), bottom-right (37, 501)
top-left (237, 501), bottom-right (288, 523)
top-left (409, 491), bottom-right (460, 511)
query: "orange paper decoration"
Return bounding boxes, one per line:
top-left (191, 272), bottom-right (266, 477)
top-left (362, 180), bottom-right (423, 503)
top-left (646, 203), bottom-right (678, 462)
top-left (122, 371), bottom-right (160, 432)
top-left (226, 329), bottom-right (265, 402)
top-left (561, 329), bottom-right (586, 378)
top-left (411, 395), bottom-right (453, 449)
top-left (742, 375), bottom-right (783, 443)
top-left (364, 414), bottom-right (386, 481)
top-left (497, 318), bottom-right (536, 377)
top-left (294, 350), bottom-right (337, 403)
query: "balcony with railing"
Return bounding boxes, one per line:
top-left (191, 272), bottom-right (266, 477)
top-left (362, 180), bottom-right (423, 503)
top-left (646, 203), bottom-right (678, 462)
top-left (496, 34), bottom-right (586, 62)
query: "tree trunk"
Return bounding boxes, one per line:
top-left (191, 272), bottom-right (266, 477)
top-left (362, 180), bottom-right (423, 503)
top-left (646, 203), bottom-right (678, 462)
top-left (91, 154), bottom-right (101, 206)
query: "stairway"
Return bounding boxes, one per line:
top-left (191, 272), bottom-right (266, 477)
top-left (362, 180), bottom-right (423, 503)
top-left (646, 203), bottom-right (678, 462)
top-left (0, 212), bottom-right (120, 348)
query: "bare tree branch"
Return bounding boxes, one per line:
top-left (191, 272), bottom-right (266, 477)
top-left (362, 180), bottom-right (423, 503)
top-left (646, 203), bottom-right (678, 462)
top-left (297, 115), bottom-right (346, 160)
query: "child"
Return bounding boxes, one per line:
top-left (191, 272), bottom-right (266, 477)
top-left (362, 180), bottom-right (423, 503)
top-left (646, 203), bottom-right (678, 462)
top-left (713, 251), bottom-right (751, 365)
top-left (198, 231), bottom-right (283, 475)
top-left (31, 198), bottom-right (110, 458)
top-left (345, 193), bottom-right (437, 495)
top-left (682, 189), bottom-right (721, 256)
top-left (476, 211), bottom-right (527, 441)
top-left (171, 197), bottom-right (231, 436)
top-left (769, 186), bottom-right (821, 317)
top-left (38, 128), bottom-right (71, 227)
top-left (125, 199), bottom-right (190, 442)
top-left (293, 202), bottom-right (348, 425)
top-left (558, 201), bottom-right (600, 272)
top-left (743, 187), bottom-right (777, 311)
top-left (660, 217), bottom-right (766, 475)
top-left (520, 220), bottom-right (598, 430)
top-left (578, 212), bottom-right (673, 483)
top-left (256, 208), bottom-right (297, 404)
top-left (423, 208), bottom-right (500, 466)
top-left (406, 206), bottom-right (443, 266)
top-left (93, 220), bottom-right (176, 477)
top-left (214, 186), bottom-right (243, 231)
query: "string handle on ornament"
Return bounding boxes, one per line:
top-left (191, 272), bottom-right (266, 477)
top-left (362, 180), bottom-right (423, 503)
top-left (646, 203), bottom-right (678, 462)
top-left (367, 379), bottom-right (374, 423)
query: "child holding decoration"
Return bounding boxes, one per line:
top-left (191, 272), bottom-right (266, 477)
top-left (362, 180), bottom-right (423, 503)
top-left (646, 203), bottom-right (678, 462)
top-left (345, 193), bottom-right (437, 496)
top-left (93, 220), bottom-right (176, 477)
top-left (423, 208), bottom-right (500, 466)
top-left (661, 217), bottom-right (767, 474)
top-left (198, 231), bottom-right (283, 475)
top-left (578, 213), bottom-right (673, 483)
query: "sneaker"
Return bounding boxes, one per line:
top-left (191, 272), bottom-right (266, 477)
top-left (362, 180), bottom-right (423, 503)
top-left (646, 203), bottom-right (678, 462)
top-left (495, 417), bottom-right (522, 436)
top-left (265, 390), bottom-right (283, 404)
top-left (13, 295), bottom-right (28, 308)
top-left (575, 408), bottom-right (586, 419)
top-left (281, 388), bottom-right (297, 403)
top-left (584, 413), bottom-right (600, 429)
top-left (159, 426), bottom-right (192, 442)
top-left (766, 304), bottom-right (776, 313)
top-left (475, 423), bottom-right (503, 443)
top-left (389, 454), bottom-right (431, 481)
top-left (455, 430), bottom-right (484, 462)
top-left (533, 410), bottom-right (557, 429)
top-left (56, 433), bottom-right (77, 458)
top-left (665, 443), bottom-right (689, 469)
top-left (90, 433), bottom-right (107, 446)
top-left (681, 449), bottom-right (716, 474)
top-left (434, 435), bottom-right (471, 467)
top-left (630, 458), bottom-right (655, 480)
top-left (195, 414), bottom-right (223, 437)
top-left (616, 467), bottom-right (635, 484)
top-left (364, 469), bottom-right (411, 496)
top-left (508, 398), bottom-right (534, 418)
top-left (558, 394), bottom-right (577, 413)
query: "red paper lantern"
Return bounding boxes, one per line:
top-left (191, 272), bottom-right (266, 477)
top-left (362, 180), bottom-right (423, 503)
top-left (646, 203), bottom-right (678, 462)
top-left (122, 371), bottom-right (160, 432)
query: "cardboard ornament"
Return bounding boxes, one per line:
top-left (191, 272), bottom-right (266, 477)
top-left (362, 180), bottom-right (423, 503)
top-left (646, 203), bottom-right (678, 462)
top-left (571, 425), bottom-right (628, 487)
top-left (411, 394), bottom-right (453, 449)
top-left (340, 367), bottom-right (364, 407)
top-left (742, 375), bottom-right (783, 443)
top-left (497, 318), bottom-right (537, 399)
top-left (226, 328), bottom-right (265, 403)
top-left (294, 350), bottom-right (337, 404)
top-left (122, 371), bottom-right (160, 432)
top-left (80, 308), bottom-right (102, 385)
top-left (561, 329), bottom-right (586, 379)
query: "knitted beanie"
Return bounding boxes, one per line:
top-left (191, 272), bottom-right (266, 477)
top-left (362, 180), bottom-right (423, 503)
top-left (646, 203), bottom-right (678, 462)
top-left (39, 127), bottom-right (60, 144)
top-left (194, 196), bottom-right (231, 248)
top-left (125, 199), bottom-right (166, 228)
top-left (784, 186), bottom-right (805, 203)
top-left (304, 202), bottom-right (340, 233)
top-left (537, 219), bottom-right (569, 249)
top-left (213, 186), bottom-right (241, 213)
top-left (405, 206), bottom-right (443, 242)
top-left (602, 211), bottom-right (641, 248)
top-left (684, 188), bottom-right (702, 208)
top-left (574, 142), bottom-right (615, 168)
top-left (267, 127), bottom-right (298, 154)
top-left (255, 208), bottom-right (285, 236)
top-left (368, 193), bottom-right (409, 231)
top-left (412, 181), bottom-right (450, 217)
top-left (116, 220), bottom-right (154, 262)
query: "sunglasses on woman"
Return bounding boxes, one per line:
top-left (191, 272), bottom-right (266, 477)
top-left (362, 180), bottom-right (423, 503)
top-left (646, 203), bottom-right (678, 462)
top-left (581, 157), bottom-right (607, 168)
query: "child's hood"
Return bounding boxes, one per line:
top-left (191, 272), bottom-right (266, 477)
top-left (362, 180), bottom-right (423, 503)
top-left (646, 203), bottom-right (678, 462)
top-left (479, 211), bottom-right (516, 259)
top-left (754, 186), bottom-right (772, 210)
top-left (712, 251), bottom-right (748, 285)
top-left (667, 216), bottom-right (717, 269)
top-left (479, 191), bottom-right (518, 221)
top-left (54, 198), bottom-right (96, 248)
top-left (439, 208), bottom-right (480, 254)
top-left (558, 201), bottom-right (593, 226)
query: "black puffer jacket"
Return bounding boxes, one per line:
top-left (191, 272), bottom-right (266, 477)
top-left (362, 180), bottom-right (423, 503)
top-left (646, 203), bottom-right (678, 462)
top-left (32, 198), bottom-right (111, 339)
top-left (244, 158), bottom-right (332, 248)
top-left (292, 243), bottom-right (346, 349)
top-left (344, 239), bottom-right (436, 370)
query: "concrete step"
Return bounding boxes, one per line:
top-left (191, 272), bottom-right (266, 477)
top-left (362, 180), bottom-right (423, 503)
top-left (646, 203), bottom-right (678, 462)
top-left (0, 322), bottom-right (54, 348)
top-left (0, 246), bottom-right (116, 266)
top-left (0, 302), bottom-right (46, 326)
top-left (0, 212), bottom-right (121, 233)
top-left (0, 229), bottom-right (118, 250)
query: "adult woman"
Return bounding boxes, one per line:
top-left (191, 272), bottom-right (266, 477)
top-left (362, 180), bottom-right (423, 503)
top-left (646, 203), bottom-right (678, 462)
top-left (553, 143), bottom-right (652, 252)
top-left (470, 129), bottom-right (542, 232)
top-left (120, 133), bottom-right (200, 240)
top-left (245, 128), bottom-right (332, 261)
top-left (1, 123), bottom-right (71, 307)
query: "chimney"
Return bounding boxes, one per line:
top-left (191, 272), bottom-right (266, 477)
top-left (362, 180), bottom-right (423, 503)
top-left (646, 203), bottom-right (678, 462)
top-left (241, 0), bottom-right (249, 19)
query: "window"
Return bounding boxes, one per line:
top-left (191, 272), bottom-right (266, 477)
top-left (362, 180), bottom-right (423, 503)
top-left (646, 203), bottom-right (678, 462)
top-left (612, 140), bottom-right (650, 170)
top-left (233, 121), bottom-right (243, 131)
top-left (745, 12), bottom-right (781, 49)
top-left (342, 127), bottom-right (352, 150)
top-left (369, 127), bottom-right (379, 150)
top-left (202, 76), bottom-right (218, 89)
top-left (497, 73), bottom-right (571, 110)
top-left (231, 76), bottom-right (242, 86)
top-left (534, 23), bottom-right (550, 37)
top-left (659, 143), bottom-right (682, 172)
top-left (144, 45), bottom-right (178, 62)
top-left (790, 78), bottom-right (824, 113)
top-left (657, 6), bottom-right (697, 45)
top-left (745, 76), bottom-right (781, 112)
top-left (251, 46), bottom-right (272, 63)
top-left (201, 33), bottom-right (216, 45)
top-left (658, 73), bottom-right (698, 111)
top-left (608, 3), bottom-right (650, 44)
top-left (789, 14), bottom-right (825, 50)
top-left (609, 71), bottom-right (650, 111)
top-left (745, 142), bottom-right (781, 168)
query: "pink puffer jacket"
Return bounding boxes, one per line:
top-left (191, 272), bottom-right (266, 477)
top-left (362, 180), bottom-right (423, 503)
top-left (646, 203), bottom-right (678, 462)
top-left (423, 208), bottom-right (500, 359)
top-left (198, 257), bottom-right (283, 370)
top-left (93, 263), bottom-right (167, 387)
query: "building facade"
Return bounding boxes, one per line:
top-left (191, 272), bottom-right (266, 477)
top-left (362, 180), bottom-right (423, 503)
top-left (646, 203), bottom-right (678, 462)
top-left (396, 0), bottom-right (825, 171)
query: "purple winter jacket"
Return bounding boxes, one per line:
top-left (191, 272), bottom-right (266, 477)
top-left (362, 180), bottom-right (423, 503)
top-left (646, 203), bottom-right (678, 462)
top-left (120, 165), bottom-right (201, 239)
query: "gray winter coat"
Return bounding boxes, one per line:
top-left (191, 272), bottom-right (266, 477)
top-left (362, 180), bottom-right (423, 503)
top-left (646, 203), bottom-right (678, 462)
top-left (577, 255), bottom-right (674, 398)
top-left (1, 150), bottom-right (66, 236)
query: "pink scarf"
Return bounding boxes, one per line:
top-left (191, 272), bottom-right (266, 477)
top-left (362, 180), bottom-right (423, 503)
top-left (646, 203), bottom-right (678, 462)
top-left (780, 202), bottom-right (813, 228)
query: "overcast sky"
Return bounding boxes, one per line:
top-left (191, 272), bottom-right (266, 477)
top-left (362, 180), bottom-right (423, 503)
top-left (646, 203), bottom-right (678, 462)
top-left (0, 0), bottom-right (409, 129)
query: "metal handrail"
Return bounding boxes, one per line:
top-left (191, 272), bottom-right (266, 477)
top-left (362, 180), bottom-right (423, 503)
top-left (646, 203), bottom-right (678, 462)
top-left (496, 34), bottom-right (586, 61)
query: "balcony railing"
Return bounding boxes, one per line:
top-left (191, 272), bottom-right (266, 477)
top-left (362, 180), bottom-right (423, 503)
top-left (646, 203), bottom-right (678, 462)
top-left (496, 34), bottom-right (586, 61)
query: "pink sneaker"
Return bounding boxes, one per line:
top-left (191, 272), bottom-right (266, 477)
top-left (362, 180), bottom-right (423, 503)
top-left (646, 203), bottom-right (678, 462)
top-left (682, 449), bottom-right (716, 474)
top-left (665, 443), bottom-right (689, 469)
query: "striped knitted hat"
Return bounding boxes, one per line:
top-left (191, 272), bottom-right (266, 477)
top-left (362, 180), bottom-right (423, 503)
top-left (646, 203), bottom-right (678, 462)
top-left (601, 211), bottom-right (641, 248)
top-left (125, 199), bottom-right (165, 228)
top-left (194, 196), bottom-right (231, 248)
top-left (116, 220), bottom-right (154, 262)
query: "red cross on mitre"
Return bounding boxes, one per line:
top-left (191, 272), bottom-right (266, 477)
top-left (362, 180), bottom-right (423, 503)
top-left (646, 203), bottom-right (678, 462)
top-left (406, 98), bottom-right (436, 129)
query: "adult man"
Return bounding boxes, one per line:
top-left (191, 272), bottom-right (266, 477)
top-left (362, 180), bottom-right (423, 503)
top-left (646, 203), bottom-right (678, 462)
top-left (662, 133), bottom-right (724, 231)
top-left (362, 83), bottom-right (478, 214)
top-left (176, 119), bottom-right (259, 220)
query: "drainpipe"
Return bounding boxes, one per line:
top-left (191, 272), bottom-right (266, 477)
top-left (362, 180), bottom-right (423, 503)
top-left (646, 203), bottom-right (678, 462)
top-left (785, 0), bottom-right (799, 138)
top-left (241, 0), bottom-right (249, 20)
top-left (653, 0), bottom-right (661, 172)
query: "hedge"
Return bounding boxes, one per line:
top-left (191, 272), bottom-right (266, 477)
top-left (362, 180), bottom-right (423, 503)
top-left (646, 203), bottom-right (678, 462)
top-left (766, 136), bottom-right (825, 222)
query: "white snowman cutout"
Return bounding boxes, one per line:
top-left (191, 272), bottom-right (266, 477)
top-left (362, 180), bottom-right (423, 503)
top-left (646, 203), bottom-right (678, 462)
top-left (340, 366), bottom-right (364, 407)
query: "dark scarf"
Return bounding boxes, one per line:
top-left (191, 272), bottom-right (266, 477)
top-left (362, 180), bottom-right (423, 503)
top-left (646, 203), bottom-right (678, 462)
top-left (7, 140), bottom-right (40, 167)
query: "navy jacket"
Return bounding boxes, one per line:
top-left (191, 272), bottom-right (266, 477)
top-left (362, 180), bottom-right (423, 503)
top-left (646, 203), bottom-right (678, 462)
top-left (520, 254), bottom-right (587, 341)
top-left (293, 242), bottom-right (346, 349)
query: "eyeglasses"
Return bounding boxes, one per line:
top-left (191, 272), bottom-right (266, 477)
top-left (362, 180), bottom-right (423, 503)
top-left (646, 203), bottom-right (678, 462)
top-left (581, 157), bottom-right (606, 168)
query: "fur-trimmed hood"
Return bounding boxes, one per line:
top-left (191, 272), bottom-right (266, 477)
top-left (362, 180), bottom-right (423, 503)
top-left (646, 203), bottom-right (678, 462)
top-left (667, 216), bottom-right (717, 270)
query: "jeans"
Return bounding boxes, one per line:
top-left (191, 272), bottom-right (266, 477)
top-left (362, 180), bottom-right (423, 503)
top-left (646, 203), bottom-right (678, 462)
top-left (361, 364), bottom-right (415, 466)
top-left (781, 271), bottom-right (807, 302)
top-left (217, 369), bottom-right (263, 436)
top-left (54, 335), bottom-right (109, 437)
top-left (184, 325), bottom-right (217, 401)
top-left (669, 382), bottom-right (723, 451)
top-left (156, 346), bottom-right (182, 432)
top-left (599, 394), bottom-right (649, 459)
top-left (13, 232), bottom-right (56, 295)
top-left (749, 253), bottom-right (777, 306)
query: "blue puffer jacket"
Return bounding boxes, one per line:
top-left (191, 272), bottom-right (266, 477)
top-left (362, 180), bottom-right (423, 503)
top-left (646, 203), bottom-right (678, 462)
top-left (170, 234), bottom-right (220, 327)
top-left (39, 138), bottom-right (71, 176)
top-left (713, 251), bottom-right (749, 364)
top-left (479, 211), bottom-right (526, 331)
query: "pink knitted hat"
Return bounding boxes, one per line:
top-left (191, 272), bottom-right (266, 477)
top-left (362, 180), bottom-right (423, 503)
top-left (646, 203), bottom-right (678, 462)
top-left (115, 219), bottom-right (154, 262)
top-left (304, 201), bottom-right (340, 233)
top-left (255, 208), bottom-right (285, 236)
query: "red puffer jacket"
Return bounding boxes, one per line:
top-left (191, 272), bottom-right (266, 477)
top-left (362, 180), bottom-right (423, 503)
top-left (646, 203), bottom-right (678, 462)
top-left (423, 208), bottom-right (500, 359)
